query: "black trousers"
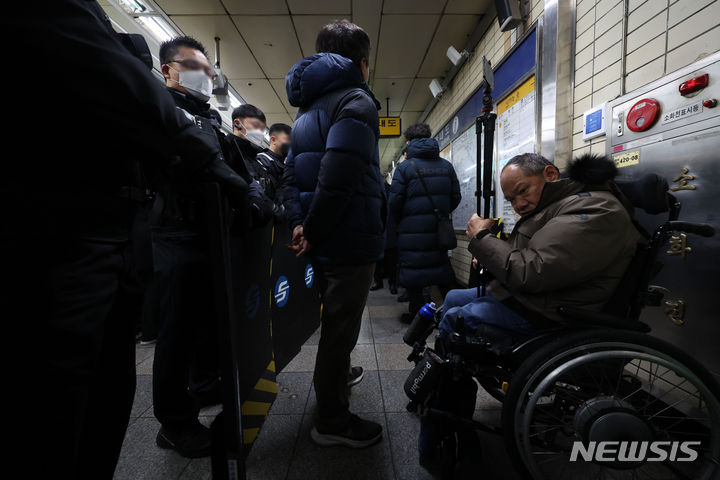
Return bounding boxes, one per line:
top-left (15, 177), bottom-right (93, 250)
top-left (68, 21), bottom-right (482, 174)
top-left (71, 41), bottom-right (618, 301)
top-left (151, 227), bottom-right (218, 428)
top-left (373, 248), bottom-right (398, 287)
top-left (313, 262), bottom-right (375, 431)
top-left (36, 238), bottom-right (143, 479)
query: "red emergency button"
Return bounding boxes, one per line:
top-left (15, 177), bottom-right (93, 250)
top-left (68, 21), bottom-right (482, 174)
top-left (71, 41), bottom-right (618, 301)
top-left (626, 98), bottom-right (660, 132)
top-left (679, 73), bottom-right (709, 96)
top-left (703, 99), bottom-right (717, 108)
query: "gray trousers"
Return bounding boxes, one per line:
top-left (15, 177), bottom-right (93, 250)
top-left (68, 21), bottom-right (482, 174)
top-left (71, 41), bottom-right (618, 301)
top-left (313, 262), bottom-right (375, 431)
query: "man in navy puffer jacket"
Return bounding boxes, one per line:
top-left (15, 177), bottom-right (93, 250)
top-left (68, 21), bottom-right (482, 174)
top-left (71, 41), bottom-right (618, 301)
top-left (282, 20), bottom-right (386, 448)
top-left (389, 123), bottom-right (461, 322)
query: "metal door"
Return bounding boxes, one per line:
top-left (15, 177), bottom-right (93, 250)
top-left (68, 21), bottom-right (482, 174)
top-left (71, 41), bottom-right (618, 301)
top-left (606, 53), bottom-right (720, 381)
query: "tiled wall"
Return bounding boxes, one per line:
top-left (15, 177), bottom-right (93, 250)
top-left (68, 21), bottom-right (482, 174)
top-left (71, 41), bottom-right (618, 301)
top-left (572, 0), bottom-right (720, 157)
top-left (432, 1), bottom-right (544, 286)
top-left (431, 0), bottom-right (720, 284)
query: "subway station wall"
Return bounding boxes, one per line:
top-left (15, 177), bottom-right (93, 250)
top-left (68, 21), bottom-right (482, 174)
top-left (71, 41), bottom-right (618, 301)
top-left (424, 0), bottom-right (720, 285)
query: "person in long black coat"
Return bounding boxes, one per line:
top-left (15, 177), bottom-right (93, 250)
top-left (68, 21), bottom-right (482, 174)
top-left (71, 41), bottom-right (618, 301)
top-left (389, 123), bottom-right (460, 321)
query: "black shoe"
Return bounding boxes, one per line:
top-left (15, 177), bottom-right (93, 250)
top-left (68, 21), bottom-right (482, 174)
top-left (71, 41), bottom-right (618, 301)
top-left (369, 281), bottom-right (383, 291)
top-left (156, 423), bottom-right (212, 458)
top-left (389, 285), bottom-right (398, 295)
top-left (347, 366), bottom-right (364, 387)
top-left (397, 290), bottom-right (409, 302)
top-left (311, 414), bottom-right (383, 448)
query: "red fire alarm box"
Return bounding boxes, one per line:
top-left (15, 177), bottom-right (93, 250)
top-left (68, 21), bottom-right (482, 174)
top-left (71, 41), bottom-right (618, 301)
top-left (626, 98), bottom-right (660, 132)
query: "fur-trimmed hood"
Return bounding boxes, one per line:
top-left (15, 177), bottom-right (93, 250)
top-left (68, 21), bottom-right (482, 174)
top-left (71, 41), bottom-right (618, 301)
top-left (534, 153), bottom-right (633, 216)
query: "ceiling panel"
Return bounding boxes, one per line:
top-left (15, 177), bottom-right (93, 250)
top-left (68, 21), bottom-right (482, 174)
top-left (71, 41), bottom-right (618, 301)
top-left (417, 14), bottom-right (481, 77)
top-left (170, 15), bottom-right (263, 78)
top-left (352, 0), bottom-right (382, 71)
top-left (287, 0), bottom-right (351, 15)
top-left (265, 112), bottom-right (295, 126)
top-left (268, 78), bottom-right (292, 110)
top-left (445, 0), bottom-right (493, 14)
top-left (382, 0), bottom-right (446, 14)
top-left (291, 15), bottom-right (340, 58)
top-left (370, 78), bottom-right (414, 114)
top-left (229, 78), bottom-right (286, 113)
top-left (403, 78), bottom-right (434, 111)
top-left (223, 0), bottom-right (287, 15)
top-left (155, 0), bottom-right (225, 15)
top-left (231, 16), bottom-right (303, 78)
top-left (374, 14), bottom-right (440, 77)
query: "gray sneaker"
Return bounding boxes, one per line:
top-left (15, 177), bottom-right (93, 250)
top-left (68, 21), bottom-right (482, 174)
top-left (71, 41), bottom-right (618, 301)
top-left (347, 366), bottom-right (364, 387)
top-left (311, 414), bottom-right (383, 448)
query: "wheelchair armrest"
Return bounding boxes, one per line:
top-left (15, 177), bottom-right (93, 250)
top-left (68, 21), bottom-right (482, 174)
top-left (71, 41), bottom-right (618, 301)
top-left (557, 306), bottom-right (650, 332)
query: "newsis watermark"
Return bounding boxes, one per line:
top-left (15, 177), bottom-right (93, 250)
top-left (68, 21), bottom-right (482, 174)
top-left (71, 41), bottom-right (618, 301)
top-left (569, 441), bottom-right (701, 463)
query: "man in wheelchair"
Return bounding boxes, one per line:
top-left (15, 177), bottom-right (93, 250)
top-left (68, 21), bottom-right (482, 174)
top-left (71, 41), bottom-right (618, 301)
top-left (410, 151), bottom-right (638, 468)
top-left (404, 152), bottom-right (720, 480)
top-left (446, 152), bottom-right (638, 338)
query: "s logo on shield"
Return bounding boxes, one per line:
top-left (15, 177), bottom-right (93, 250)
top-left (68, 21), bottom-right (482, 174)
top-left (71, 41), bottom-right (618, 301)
top-left (304, 264), bottom-right (314, 288)
top-left (274, 276), bottom-right (289, 307)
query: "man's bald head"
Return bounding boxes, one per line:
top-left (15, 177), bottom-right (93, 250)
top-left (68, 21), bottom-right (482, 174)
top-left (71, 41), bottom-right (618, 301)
top-left (500, 153), bottom-right (559, 217)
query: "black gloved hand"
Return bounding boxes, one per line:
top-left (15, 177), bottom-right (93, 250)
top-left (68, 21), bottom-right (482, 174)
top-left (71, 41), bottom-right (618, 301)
top-left (204, 156), bottom-right (249, 212)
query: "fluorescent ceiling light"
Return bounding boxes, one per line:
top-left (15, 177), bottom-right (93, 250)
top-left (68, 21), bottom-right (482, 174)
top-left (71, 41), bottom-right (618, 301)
top-left (118, 0), bottom-right (151, 14)
top-left (229, 93), bottom-right (242, 108)
top-left (135, 15), bottom-right (176, 43)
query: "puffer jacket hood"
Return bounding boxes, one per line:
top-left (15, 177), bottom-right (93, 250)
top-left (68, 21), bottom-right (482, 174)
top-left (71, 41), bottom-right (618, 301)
top-left (281, 52), bottom-right (386, 265)
top-left (286, 53), bottom-right (369, 108)
top-left (406, 137), bottom-right (440, 159)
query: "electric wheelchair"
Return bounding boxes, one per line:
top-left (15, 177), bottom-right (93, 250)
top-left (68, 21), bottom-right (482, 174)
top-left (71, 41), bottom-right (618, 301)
top-left (403, 173), bottom-right (720, 480)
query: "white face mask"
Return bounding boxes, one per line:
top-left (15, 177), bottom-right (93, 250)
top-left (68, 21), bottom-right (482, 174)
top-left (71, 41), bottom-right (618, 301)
top-left (244, 128), bottom-right (266, 148)
top-left (172, 67), bottom-right (213, 102)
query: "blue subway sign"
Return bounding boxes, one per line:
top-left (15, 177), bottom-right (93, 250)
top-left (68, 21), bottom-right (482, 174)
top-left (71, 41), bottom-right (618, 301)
top-left (304, 264), bottom-right (314, 288)
top-left (274, 275), bottom-right (290, 307)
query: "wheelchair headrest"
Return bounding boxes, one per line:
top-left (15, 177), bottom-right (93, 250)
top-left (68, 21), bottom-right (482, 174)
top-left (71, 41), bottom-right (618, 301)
top-left (615, 174), bottom-right (670, 215)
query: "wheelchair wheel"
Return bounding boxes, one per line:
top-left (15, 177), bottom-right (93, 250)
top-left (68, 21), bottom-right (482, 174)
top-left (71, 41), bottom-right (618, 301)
top-left (501, 329), bottom-right (720, 480)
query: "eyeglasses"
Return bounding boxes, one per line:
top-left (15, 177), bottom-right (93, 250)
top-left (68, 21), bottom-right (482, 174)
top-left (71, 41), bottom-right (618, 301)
top-left (167, 58), bottom-right (217, 79)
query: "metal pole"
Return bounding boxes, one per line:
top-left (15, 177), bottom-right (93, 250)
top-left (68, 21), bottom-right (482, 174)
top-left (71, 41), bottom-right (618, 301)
top-left (476, 60), bottom-right (496, 297)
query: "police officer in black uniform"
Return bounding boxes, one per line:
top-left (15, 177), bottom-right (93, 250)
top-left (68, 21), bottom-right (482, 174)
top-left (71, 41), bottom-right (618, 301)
top-left (226, 105), bottom-right (282, 221)
top-left (150, 35), bottom-right (246, 458)
top-left (0, 2), bottom-right (248, 479)
top-left (254, 123), bottom-right (291, 203)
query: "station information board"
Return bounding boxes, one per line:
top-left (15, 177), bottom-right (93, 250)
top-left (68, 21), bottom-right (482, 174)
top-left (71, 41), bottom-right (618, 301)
top-left (495, 74), bottom-right (536, 232)
top-left (379, 116), bottom-right (401, 137)
top-left (450, 124), bottom-right (481, 229)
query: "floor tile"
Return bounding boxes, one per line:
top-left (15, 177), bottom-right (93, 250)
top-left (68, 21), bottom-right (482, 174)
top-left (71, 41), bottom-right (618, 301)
top-left (130, 374), bottom-right (153, 420)
top-left (246, 414), bottom-right (303, 480)
top-left (135, 343), bottom-right (156, 366)
top-left (370, 314), bottom-right (409, 344)
top-left (178, 458), bottom-right (211, 480)
top-left (113, 417), bottom-right (190, 480)
top-left (379, 370), bottom-right (413, 413)
top-left (270, 372), bottom-right (313, 415)
top-left (281, 345), bottom-right (318, 372)
top-left (305, 369), bottom-right (384, 415)
top-left (136, 354), bottom-right (154, 375)
top-left (350, 343), bottom-right (379, 371)
top-left (384, 413), bottom-right (434, 480)
top-left (368, 304), bottom-right (407, 319)
top-left (375, 343), bottom-right (414, 371)
top-left (286, 413), bottom-right (394, 480)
